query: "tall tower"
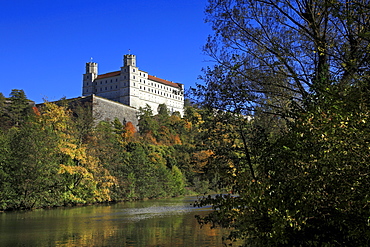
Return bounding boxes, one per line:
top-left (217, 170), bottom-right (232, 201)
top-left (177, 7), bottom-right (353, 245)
top-left (124, 54), bottom-right (136, 67)
top-left (121, 54), bottom-right (140, 108)
top-left (82, 62), bottom-right (98, 96)
top-left (85, 62), bottom-right (98, 74)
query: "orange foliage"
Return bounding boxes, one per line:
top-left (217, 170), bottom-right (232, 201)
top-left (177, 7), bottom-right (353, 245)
top-left (32, 106), bottom-right (41, 116)
top-left (122, 121), bottom-right (137, 141)
top-left (172, 135), bottom-right (182, 145)
top-left (191, 150), bottom-right (214, 173)
top-left (126, 121), bottom-right (137, 133)
top-left (144, 130), bottom-right (158, 144)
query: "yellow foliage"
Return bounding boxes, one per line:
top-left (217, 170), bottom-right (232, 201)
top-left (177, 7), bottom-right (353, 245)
top-left (192, 150), bottom-right (214, 173)
top-left (59, 164), bottom-right (93, 179)
top-left (39, 102), bottom-right (72, 132)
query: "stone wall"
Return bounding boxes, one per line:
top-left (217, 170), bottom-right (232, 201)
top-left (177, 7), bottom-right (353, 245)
top-left (44, 94), bottom-right (140, 129)
top-left (92, 95), bottom-right (139, 127)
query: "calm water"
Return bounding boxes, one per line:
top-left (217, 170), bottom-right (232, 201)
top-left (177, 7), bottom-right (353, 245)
top-left (0, 196), bottom-right (237, 247)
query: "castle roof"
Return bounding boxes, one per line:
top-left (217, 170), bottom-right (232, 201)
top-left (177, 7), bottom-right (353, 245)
top-left (96, 71), bottom-right (182, 89)
top-left (96, 71), bottom-right (121, 79)
top-left (148, 75), bottom-right (182, 89)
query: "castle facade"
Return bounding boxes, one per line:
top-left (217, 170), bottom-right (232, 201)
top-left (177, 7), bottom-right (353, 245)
top-left (82, 54), bottom-right (184, 116)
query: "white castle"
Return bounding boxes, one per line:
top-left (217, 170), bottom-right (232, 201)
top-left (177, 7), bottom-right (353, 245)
top-left (82, 54), bottom-right (184, 116)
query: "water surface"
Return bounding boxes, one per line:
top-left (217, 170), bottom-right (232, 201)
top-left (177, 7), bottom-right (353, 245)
top-left (0, 196), bottom-right (235, 246)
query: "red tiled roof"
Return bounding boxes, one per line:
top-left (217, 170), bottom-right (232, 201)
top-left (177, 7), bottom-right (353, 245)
top-left (95, 71), bottom-right (182, 89)
top-left (148, 75), bottom-right (182, 89)
top-left (96, 71), bottom-right (121, 79)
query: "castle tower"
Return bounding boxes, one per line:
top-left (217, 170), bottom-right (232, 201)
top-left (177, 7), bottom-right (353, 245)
top-left (82, 62), bottom-right (98, 96)
top-left (124, 54), bottom-right (136, 67)
top-left (86, 62), bottom-right (98, 74)
top-left (120, 54), bottom-right (140, 109)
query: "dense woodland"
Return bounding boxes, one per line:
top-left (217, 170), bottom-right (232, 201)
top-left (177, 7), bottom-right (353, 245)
top-left (192, 0), bottom-right (370, 246)
top-left (0, 89), bottom-right (214, 211)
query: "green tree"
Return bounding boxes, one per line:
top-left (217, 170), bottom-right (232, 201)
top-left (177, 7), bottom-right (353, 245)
top-left (2, 116), bottom-right (62, 210)
top-left (138, 104), bottom-right (159, 142)
top-left (6, 89), bottom-right (32, 126)
top-left (0, 93), bottom-right (8, 130)
top-left (0, 129), bottom-right (11, 210)
top-left (38, 102), bottom-right (116, 205)
top-left (199, 0), bottom-right (370, 115)
top-left (71, 101), bottom-right (94, 145)
top-left (157, 103), bottom-right (170, 117)
top-left (0, 92), bottom-right (5, 117)
top-left (169, 165), bottom-right (186, 196)
top-left (89, 120), bottom-right (129, 201)
top-left (194, 0), bottom-right (370, 245)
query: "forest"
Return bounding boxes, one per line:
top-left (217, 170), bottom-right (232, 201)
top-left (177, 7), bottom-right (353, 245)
top-left (0, 89), bottom-right (214, 211)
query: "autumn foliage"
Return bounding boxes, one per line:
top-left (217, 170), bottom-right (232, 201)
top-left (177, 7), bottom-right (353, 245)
top-left (0, 93), bottom-right (207, 210)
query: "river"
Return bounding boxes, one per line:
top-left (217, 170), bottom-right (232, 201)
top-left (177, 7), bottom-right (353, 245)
top-left (0, 196), bottom-right (238, 247)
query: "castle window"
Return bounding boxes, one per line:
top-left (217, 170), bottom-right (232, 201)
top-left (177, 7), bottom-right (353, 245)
top-left (100, 81), bottom-right (102, 84)
top-left (116, 78), bottom-right (118, 82)
top-left (124, 76), bottom-right (126, 79)
top-left (105, 80), bottom-right (107, 83)
top-left (105, 87), bottom-right (107, 90)
top-left (100, 88), bottom-right (102, 91)
top-left (110, 86), bottom-right (112, 89)
top-left (144, 87), bottom-right (145, 90)
top-left (110, 79), bottom-right (112, 82)
top-left (133, 69), bottom-right (135, 72)
top-left (116, 85), bottom-right (118, 88)
top-left (87, 82), bottom-right (89, 85)
top-left (133, 76), bottom-right (135, 79)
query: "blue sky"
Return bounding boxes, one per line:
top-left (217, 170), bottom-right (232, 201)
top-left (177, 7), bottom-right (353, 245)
top-left (0, 0), bottom-right (212, 103)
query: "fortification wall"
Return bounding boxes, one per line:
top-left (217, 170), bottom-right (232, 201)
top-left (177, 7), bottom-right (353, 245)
top-left (92, 95), bottom-right (139, 127)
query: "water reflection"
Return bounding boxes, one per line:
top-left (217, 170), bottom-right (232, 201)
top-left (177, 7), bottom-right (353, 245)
top-left (0, 196), bottom-right (235, 247)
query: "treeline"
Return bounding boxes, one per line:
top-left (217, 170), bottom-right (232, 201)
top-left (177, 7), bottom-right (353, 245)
top-left (0, 90), bottom-right (211, 211)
